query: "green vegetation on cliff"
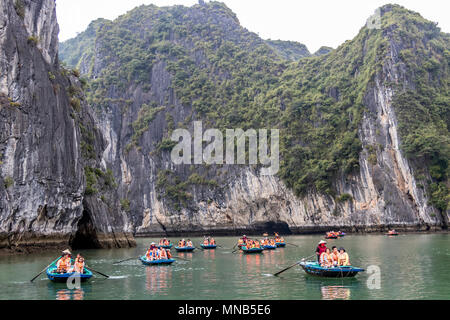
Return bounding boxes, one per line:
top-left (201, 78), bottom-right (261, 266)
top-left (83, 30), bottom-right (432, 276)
top-left (60, 3), bottom-right (449, 212)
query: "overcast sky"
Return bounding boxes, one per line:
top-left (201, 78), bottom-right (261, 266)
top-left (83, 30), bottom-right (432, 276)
top-left (55, 0), bottom-right (450, 53)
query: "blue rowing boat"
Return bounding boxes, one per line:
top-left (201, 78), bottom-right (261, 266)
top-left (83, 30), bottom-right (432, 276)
top-left (175, 246), bottom-right (195, 252)
top-left (299, 261), bottom-right (364, 278)
top-left (157, 244), bottom-right (173, 249)
top-left (241, 247), bottom-right (263, 254)
top-left (200, 244), bottom-right (217, 249)
top-left (140, 256), bottom-right (175, 265)
top-left (262, 245), bottom-right (277, 250)
top-left (275, 242), bottom-right (286, 247)
top-left (46, 266), bottom-right (93, 283)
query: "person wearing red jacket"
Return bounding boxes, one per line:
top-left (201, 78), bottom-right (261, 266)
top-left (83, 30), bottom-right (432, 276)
top-left (316, 240), bottom-right (327, 263)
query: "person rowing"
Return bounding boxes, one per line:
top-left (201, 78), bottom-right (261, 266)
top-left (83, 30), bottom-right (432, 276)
top-left (56, 249), bottom-right (72, 274)
top-left (316, 240), bottom-right (327, 263)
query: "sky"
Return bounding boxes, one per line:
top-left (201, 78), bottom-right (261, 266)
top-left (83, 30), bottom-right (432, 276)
top-left (55, 0), bottom-right (450, 53)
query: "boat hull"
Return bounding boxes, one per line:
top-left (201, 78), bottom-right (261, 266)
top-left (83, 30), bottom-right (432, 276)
top-left (242, 247), bottom-right (264, 254)
top-left (300, 262), bottom-right (364, 278)
top-left (200, 244), bottom-right (217, 249)
top-left (46, 267), bottom-right (93, 283)
top-left (140, 256), bottom-right (175, 265)
top-left (275, 243), bottom-right (286, 247)
top-left (175, 246), bottom-right (195, 252)
top-left (158, 244), bottom-right (173, 249)
top-left (262, 245), bottom-right (277, 250)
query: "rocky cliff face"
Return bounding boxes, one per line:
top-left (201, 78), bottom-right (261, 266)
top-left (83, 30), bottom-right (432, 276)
top-left (58, 3), bottom-right (448, 236)
top-left (0, 0), bottom-right (135, 252)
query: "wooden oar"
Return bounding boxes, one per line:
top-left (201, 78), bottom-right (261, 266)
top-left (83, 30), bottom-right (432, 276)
top-left (85, 265), bottom-right (109, 278)
top-left (30, 256), bottom-right (61, 282)
top-left (274, 261), bottom-right (300, 276)
top-left (273, 254), bottom-right (316, 276)
top-left (286, 242), bottom-right (299, 247)
top-left (113, 256), bottom-right (139, 265)
top-left (175, 256), bottom-right (191, 261)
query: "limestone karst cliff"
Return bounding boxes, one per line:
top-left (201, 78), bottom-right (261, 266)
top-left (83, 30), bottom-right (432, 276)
top-left (59, 2), bottom-right (449, 236)
top-left (0, 0), bottom-right (135, 252)
top-left (0, 1), bottom-right (448, 253)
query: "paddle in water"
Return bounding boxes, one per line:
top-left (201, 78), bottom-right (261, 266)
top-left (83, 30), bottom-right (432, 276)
top-left (113, 256), bottom-right (140, 265)
top-left (175, 256), bottom-right (191, 262)
top-left (85, 265), bottom-right (109, 278)
top-left (274, 261), bottom-right (300, 276)
top-left (286, 242), bottom-right (299, 247)
top-left (30, 256), bottom-right (61, 282)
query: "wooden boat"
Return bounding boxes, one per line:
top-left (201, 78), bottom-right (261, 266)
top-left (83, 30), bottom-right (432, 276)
top-left (299, 261), bottom-right (364, 278)
top-left (386, 232), bottom-right (399, 236)
top-left (262, 245), bottom-right (277, 250)
top-left (241, 246), bottom-right (263, 254)
top-left (337, 232), bottom-right (346, 237)
top-left (157, 244), bottom-right (173, 249)
top-left (140, 256), bottom-right (175, 265)
top-left (200, 244), bottom-right (217, 249)
top-left (46, 266), bottom-right (93, 283)
top-left (325, 233), bottom-right (338, 239)
top-left (175, 246), bottom-right (195, 252)
top-left (275, 242), bottom-right (286, 247)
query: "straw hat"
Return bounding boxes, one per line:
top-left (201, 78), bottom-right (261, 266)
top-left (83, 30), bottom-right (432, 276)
top-left (318, 240), bottom-right (327, 245)
top-left (62, 249), bottom-right (72, 255)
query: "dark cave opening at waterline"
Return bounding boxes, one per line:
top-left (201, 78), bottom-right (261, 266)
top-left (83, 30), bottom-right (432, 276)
top-left (70, 209), bottom-right (100, 249)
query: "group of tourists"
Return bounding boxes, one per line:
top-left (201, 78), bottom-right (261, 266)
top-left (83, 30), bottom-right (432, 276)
top-left (145, 242), bottom-right (172, 261)
top-left (159, 238), bottom-right (171, 246)
top-left (260, 237), bottom-right (276, 247)
top-left (55, 249), bottom-right (86, 274)
top-left (202, 237), bottom-right (216, 246)
top-left (178, 239), bottom-right (194, 248)
top-left (274, 233), bottom-right (285, 244)
top-left (315, 240), bottom-right (350, 267)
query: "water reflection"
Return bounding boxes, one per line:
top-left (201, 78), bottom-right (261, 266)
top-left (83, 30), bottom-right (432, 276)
top-left (145, 266), bottom-right (172, 295)
top-left (321, 286), bottom-right (351, 300)
top-left (55, 288), bottom-right (85, 300)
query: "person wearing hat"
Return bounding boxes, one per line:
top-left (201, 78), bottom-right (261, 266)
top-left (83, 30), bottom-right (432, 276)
top-left (56, 249), bottom-right (72, 274)
top-left (338, 247), bottom-right (350, 266)
top-left (316, 240), bottom-right (327, 263)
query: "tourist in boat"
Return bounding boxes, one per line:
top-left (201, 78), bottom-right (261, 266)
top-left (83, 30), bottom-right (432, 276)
top-left (73, 254), bottom-right (85, 274)
top-left (269, 239), bottom-right (276, 246)
top-left (209, 237), bottom-right (216, 245)
top-left (186, 239), bottom-right (193, 247)
top-left (316, 240), bottom-right (327, 263)
top-left (331, 246), bottom-right (340, 266)
top-left (338, 247), bottom-right (350, 266)
top-left (178, 239), bottom-right (187, 247)
top-left (56, 250), bottom-right (72, 274)
top-left (146, 242), bottom-right (158, 260)
top-left (320, 248), bottom-right (333, 267)
top-left (203, 237), bottom-right (210, 246)
top-left (159, 247), bottom-right (168, 259)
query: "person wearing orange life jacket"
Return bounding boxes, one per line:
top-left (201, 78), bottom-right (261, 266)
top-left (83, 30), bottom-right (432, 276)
top-left (203, 237), bottom-right (209, 246)
top-left (320, 248), bottom-right (333, 267)
top-left (209, 238), bottom-right (215, 245)
top-left (73, 254), bottom-right (85, 274)
top-left (160, 248), bottom-right (168, 260)
top-left (186, 239), bottom-right (193, 247)
top-left (56, 250), bottom-right (72, 274)
top-left (330, 246), bottom-right (340, 266)
top-left (166, 249), bottom-right (173, 259)
top-left (338, 248), bottom-right (350, 266)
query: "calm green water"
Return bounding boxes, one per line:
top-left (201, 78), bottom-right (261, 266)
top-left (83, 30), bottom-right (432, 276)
top-left (0, 233), bottom-right (449, 300)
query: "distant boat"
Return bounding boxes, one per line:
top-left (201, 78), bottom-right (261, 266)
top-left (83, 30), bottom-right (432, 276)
top-left (200, 244), bottom-right (217, 249)
top-left (46, 266), bottom-right (93, 283)
top-left (158, 244), bottom-right (173, 249)
top-left (325, 233), bottom-right (338, 239)
top-left (386, 231), bottom-right (399, 236)
top-left (175, 246), bottom-right (195, 252)
top-left (140, 256), bottom-right (175, 265)
top-left (299, 261), bottom-right (364, 278)
top-left (337, 232), bottom-right (346, 237)
top-left (241, 246), bottom-right (264, 254)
